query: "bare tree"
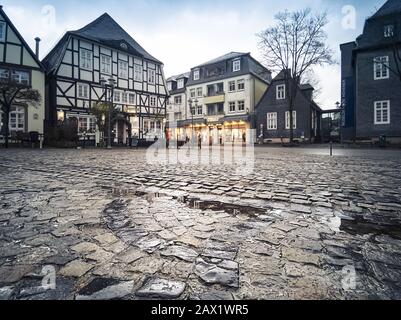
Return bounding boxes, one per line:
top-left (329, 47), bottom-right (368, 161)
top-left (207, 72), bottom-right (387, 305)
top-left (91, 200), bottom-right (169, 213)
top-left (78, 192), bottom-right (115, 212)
top-left (257, 8), bottom-right (335, 143)
top-left (0, 80), bottom-right (41, 148)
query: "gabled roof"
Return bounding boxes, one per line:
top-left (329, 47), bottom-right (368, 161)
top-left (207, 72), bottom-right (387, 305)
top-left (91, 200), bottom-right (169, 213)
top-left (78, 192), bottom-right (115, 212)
top-left (167, 72), bottom-right (190, 82)
top-left (0, 6), bottom-right (43, 70)
top-left (70, 13), bottom-right (161, 63)
top-left (194, 52), bottom-right (249, 68)
top-left (370, 0), bottom-right (401, 20)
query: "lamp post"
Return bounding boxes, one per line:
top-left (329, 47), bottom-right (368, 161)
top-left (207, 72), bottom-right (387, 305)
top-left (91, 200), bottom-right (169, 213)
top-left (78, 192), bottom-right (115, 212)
top-left (188, 98), bottom-right (199, 145)
top-left (100, 78), bottom-right (116, 149)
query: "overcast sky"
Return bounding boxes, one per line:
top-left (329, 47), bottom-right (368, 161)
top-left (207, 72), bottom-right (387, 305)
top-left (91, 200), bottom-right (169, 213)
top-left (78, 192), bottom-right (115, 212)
top-left (2, 0), bottom-right (387, 109)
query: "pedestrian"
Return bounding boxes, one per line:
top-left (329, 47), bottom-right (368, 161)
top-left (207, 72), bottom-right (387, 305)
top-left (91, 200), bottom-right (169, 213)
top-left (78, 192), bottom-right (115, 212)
top-left (198, 134), bottom-right (202, 150)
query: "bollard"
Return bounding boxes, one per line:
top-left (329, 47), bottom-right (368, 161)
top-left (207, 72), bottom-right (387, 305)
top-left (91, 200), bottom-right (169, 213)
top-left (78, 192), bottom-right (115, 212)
top-left (330, 141), bottom-right (333, 156)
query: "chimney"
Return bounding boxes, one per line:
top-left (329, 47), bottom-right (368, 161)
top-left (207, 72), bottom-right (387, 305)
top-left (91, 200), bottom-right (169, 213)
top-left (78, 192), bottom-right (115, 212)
top-left (34, 37), bottom-right (41, 58)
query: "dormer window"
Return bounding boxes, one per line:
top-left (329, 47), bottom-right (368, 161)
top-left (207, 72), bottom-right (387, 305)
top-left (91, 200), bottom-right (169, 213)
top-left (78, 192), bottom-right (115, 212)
top-left (167, 82), bottom-right (172, 91)
top-left (177, 79), bottom-right (184, 89)
top-left (193, 69), bottom-right (200, 81)
top-left (233, 59), bottom-right (241, 72)
top-left (384, 25), bottom-right (394, 38)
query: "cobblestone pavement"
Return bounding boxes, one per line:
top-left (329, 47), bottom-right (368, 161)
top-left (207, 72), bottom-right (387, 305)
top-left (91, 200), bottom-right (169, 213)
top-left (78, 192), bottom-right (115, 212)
top-left (1, 147), bottom-right (401, 300)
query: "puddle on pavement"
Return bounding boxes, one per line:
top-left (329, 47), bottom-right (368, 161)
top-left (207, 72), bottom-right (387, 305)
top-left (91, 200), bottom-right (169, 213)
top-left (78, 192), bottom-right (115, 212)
top-left (341, 217), bottom-right (401, 240)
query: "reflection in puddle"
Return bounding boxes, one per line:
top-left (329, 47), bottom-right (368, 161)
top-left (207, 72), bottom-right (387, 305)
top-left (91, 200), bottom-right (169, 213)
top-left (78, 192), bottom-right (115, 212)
top-left (341, 217), bottom-right (401, 240)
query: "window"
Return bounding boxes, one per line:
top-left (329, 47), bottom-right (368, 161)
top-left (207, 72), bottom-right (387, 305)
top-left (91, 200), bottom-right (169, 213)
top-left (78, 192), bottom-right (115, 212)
top-left (167, 82), bottom-right (172, 91)
top-left (78, 116), bottom-right (96, 133)
top-left (197, 105), bottom-right (203, 115)
top-left (193, 69), bottom-right (200, 81)
top-left (197, 87), bottom-right (203, 97)
top-left (148, 69), bottom-right (156, 84)
top-left (150, 96), bottom-right (157, 107)
top-left (238, 100), bottom-right (245, 112)
top-left (134, 64), bottom-right (143, 82)
top-left (118, 61), bottom-right (128, 79)
top-left (229, 81), bottom-right (236, 92)
top-left (267, 113), bottom-right (277, 130)
top-left (374, 56), bottom-right (389, 80)
top-left (80, 48), bottom-right (92, 70)
top-left (177, 79), bottom-right (184, 89)
top-left (276, 84), bottom-right (286, 99)
top-left (0, 22), bottom-right (6, 42)
top-left (190, 106), bottom-right (196, 116)
top-left (237, 79), bottom-right (245, 91)
top-left (8, 106), bottom-right (25, 131)
top-left (285, 111), bottom-right (297, 129)
top-left (229, 102), bottom-right (236, 113)
top-left (384, 25), bottom-right (394, 38)
top-left (175, 96), bottom-right (182, 104)
top-left (190, 89), bottom-right (196, 98)
top-left (77, 83), bottom-right (90, 99)
top-left (122, 92), bottom-right (128, 104)
top-left (100, 55), bottom-right (111, 75)
top-left (114, 91), bottom-right (121, 103)
top-left (233, 59), bottom-right (241, 72)
top-left (129, 93), bottom-right (135, 105)
top-left (374, 101), bottom-right (390, 125)
top-left (0, 68), bottom-right (9, 81)
top-left (11, 71), bottom-right (29, 85)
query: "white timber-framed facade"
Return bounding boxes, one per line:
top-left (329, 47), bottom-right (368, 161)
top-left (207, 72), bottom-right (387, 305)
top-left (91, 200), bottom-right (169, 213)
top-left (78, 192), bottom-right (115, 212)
top-left (42, 13), bottom-right (168, 146)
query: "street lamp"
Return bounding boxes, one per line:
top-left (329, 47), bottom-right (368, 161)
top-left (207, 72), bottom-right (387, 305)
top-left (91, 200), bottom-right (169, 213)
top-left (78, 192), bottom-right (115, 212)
top-left (188, 98), bottom-right (198, 144)
top-left (100, 78), bottom-right (116, 149)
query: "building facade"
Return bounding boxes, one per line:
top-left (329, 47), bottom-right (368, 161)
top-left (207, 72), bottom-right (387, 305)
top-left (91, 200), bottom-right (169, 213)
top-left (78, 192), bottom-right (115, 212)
top-left (0, 6), bottom-right (45, 140)
top-left (255, 70), bottom-right (322, 143)
top-left (166, 72), bottom-right (189, 141)
top-left (341, 0), bottom-right (401, 143)
top-left (167, 52), bottom-right (271, 145)
top-left (42, 13), bottom-right (168, 146)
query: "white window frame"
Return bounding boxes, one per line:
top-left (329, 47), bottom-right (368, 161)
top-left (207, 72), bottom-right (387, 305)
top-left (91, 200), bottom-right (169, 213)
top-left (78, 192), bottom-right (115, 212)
top-left (267, 113), bottom-right (277, 130)
top-left (374, 100), bottom-right (390, 125)
top-left (277, 84), bottom-right (286, 100)
top-left (118, 61), bottom-right (128, 79)
top-left (233, 59), bottom-right (241, 72)
top-left (114, 90), bottom-right (121, 103)
top-left (197, 87), bottom-right (203, 97)
top-left (122, 92), bottom-right (128, 104)
top-left (100, 54), bottom-right (111, 75)
top-left (134, 64), bottom-right (143, 82)
top-left (197, 105), bottom-right (203, 115)
top-left (190, 89), bottom-right (196, 98)
top-left (229, 81), bottom-right (236, 92)
top-left (80, 48), bottom-right (93, 71)
top-left (11, 70), bottom-right (30, 85)
top-left (8, 106), bottom-right (25, 132)
top-left (238, 100), bottom-right (245, 112)
top-left (374, 56), bottom-right (389, 80)
top-left (285, 111), bottom-right (297, 130)
top-left (148, 69), bottom-right (156, 84)
top-left (384, 25), bottom-right (394, 38)
top-left (229, 101), bottom-right (236, 113)
top-left (237, 79), bottom-right (245, 91)
top-left (177, 79), bottom-right (184, 89)
top-left (174, 95), bottom-right (182, 105)
top-left (0, 22), bottom-right (6, 42)
top-left (167, 82), bottom-right (172, 91)
top-left (193, 69), bottom-right (200, 81)
top-left (150, 96), bottom-right (157, 107)
top-left (77, 83), bottom-right (90, 99)
top-left (77, 115), bottom-right (96, 134)
top-left (128, 93), bottom-right (136, 105)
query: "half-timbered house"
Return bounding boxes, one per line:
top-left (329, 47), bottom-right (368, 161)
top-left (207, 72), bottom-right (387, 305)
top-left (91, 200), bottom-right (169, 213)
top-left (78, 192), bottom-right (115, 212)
top-left (42, 13), bottom-right (168, 146)
top-left (0, 6), bottom-right (45, 141)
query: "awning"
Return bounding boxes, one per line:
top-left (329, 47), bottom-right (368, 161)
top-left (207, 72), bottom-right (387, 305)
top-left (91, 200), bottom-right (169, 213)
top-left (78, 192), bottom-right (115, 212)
top-left (221, 115), bottom-right (251, 123)
top-left (167, 119), bottom-right (206, 128)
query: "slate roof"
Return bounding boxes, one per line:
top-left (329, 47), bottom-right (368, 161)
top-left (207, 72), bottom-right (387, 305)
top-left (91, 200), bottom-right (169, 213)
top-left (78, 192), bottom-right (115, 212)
top-left (70, 13), bottom-right (161, 63)
top-left (370, 0), bottom-right (401, 19)
top-left (43, 13), bottom-right (162, 73)
top-left (194, 52), bottom-right (249, 68)
top-left (167, 72), bottom-right (190, 82)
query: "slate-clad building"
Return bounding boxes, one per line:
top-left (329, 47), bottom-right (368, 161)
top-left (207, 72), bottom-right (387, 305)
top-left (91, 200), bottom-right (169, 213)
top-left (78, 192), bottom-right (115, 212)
top-left (0, 6), bottom-right (45, 140)
top-left (255, 70), bottom-right (322, 143)
top-left (341, 0), bottom-right (401, 143)
top-left (42, 13), bottom-right (168, 145)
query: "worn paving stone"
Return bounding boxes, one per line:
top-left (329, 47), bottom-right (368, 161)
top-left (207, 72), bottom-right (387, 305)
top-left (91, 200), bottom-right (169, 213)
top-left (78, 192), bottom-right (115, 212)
top-left (59, 260), bottom-right (94, 278)
top-left (136, 277), bottom-right (186, 299)
top-left (76, 279), bottom-right (135, 300)
top-left (160, 245), bottom-right (199, 262)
